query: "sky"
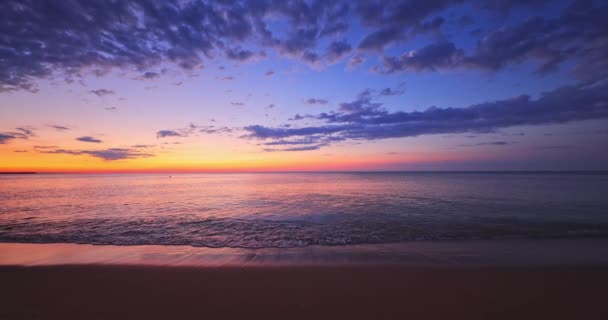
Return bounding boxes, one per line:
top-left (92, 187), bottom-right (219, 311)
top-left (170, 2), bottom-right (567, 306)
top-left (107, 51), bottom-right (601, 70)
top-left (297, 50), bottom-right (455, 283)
top-left (1, 0), bottom-right (607, 172)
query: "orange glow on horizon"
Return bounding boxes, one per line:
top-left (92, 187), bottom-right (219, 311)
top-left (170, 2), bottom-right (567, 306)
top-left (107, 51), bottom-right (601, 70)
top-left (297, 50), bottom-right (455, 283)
top-left (0, 147), bottom-right (473, 173)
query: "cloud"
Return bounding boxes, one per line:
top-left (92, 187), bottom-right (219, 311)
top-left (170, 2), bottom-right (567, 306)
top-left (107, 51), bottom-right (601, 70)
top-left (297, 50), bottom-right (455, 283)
top-left (76, 136), bottom-right (102, 143)
top-left (478, 0), bottom-right (551, 13)
top-left (538, 145), bottom-right (576, 150)
top-left (199, 126), bottom-right (232, 134)
top-left (358, 26), bottom-right (405, 51)
top-left (15, 127), bottom-right (35, 136)
top-left (381, 42), bottom-right (464, 72)
top-left (347, 54), bottom-right (366, 70)
top-left (141, 71), bottom-right (160, 80)
top-left (379, 86), bottom-right (406, 96)
top-left (89, 89), bottom-right (115, 97)
top-left (265, 70), bottom-right (275, 77)
top-left (104, 107), bottom-right (117, 111)
top-left (157, 123), bottom-right (230, 139)
top-left (0, 0), bottom-right (357, 92)
top-left (378, 2), bottom-right (608, 80)
top-left (304, 98), bottom-right (329, 105)
top-left (156, 130), bottom-right (185, 139)
top-left (225, 47), bottom-right (256, 62)
top-left (40, 148), bottom-right (153, 161)
top-left (356, 0), bottom-right (453, 51)
top-left (325, 40), bottom-right (352, 62)
top-left (263, 145), bottom-right (324, 152)
top-left (131, 144), bottom-right (155, 148)
top-left (1, 0), bottom-right (602, 93)
top-left (354, 0), bottom-right (553, 52)
top-left (231, 102), bottom-right (245, 106)
top-left (462, 141), bottom-right (513, 147)
top-left (218, 76), bottom-right (234, 81)
top-left (0, 127), bottom-right (34, 144)
top-left (243, 80), bottom-right (608, 149)
top-left (458, 15), bottom-right (474, 28)
top-left (49, 125), bottom-right (71, 131)
top-left (0, 133), bottom-right (17, 144)
top-left (260, 134), bottom-right (346, 152)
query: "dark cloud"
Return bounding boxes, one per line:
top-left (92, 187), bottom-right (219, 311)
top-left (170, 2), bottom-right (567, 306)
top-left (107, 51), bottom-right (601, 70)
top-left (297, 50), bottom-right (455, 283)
top-left (225, 47), bottom-right (256, 62)
top-left (219, 76), bottom-right (234, 81)
top-left (243, 80), bottom-right (608, 149)
top-left (260, 134), bottom-right (346, 152)
top-left (478, 0), bottom-right (551, 13)
top-left (16, 127), bottom-right (35, 136)
top-left (76, 136), bottom-right (102, 143)
top-left (465, 141), bottom-right (513, 146)
top-left (156, 130), bottom-right (185, 139)
top-left (265, 70), bottom-right (275, 77)
top-left (289, 114), bottom-right (306, 121)
top-left (49, 125), bottom-right (71, 131)
top-left (336, 89), bottom-right (381, 114)
top-left (263, 145), bottom-right (324, 152)
top-left (0, 0), bottom-right (355, 92)
top-left (1, 0), bottom-right (601, 92)
top-left (131, 144), bottom-right (155, 148)
top-left (199, 126), bottom-right (232, 134)
top-left (300, 50), bottom-right (320, 64)
top-left (381, 42), bottom-right (464, 72)
top-left (13, 150), bottom-right (28, 153)
top-left (304, 98), bottom-right (329, 105)
top-left (355, 0), bottom-right (556, 52)
top-left (347, 54), bottom-right (366, 70)
top-left (325, 40), bottom-right (352, 62)
top-left (356, 0), bottom-right (456, 27)
top-left (39, 148), bottom-right (153, 161)
top-left (0, 127), bottom-right (33, 143)
top-left (539, 145), bottom-right (576, 150)
top-left (231, 102), bottom-right (245, 106)
top-left (458, 15), bottom-right (474, 28)
top-left (379, 2), bottom-right (608, 80)
top-left (89, 89), bottom-right (115, 97)
top-left (104, 107), bottom-right (117, 111)
top-left (379, 86), bottom-right (406, 96)
top-left (141, 71), bottom-right (160, 80)
top-left (0, 133), bottom-right (17, 144)
top-left (358, 26), bottom-right (405, 51)
top-left (157, 123), bottom-right (230, 138)
top-left (356, 0), bottom-right (454, 51)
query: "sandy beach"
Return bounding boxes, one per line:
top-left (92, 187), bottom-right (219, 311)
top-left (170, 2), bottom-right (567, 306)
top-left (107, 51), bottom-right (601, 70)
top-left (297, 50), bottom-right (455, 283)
top-left (2, 264), bottom-right (608, 320)
top-left (1, 240), bottom-right (608, 319)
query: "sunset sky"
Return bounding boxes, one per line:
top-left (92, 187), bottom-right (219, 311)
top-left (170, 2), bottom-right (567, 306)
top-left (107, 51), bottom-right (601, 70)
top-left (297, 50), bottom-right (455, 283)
top-left (1, 0), bottom-right (607, 172)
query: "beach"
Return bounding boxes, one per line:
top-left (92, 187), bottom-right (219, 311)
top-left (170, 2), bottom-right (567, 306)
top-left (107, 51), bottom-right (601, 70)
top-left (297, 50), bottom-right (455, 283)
top-left (2, 173), bottom-right (608, 319)
top-left (2, 264), bottom-right (607, 319)
top-left (1, 240), bottom-right (608, 319)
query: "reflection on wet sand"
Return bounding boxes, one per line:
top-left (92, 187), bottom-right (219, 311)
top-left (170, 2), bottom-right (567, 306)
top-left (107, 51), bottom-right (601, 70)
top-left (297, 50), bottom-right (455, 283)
top-left (2, 239), bottom-right (608, 267)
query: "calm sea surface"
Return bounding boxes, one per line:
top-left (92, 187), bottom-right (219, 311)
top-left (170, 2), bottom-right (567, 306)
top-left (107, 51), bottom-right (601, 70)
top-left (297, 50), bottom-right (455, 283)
top-left (1, 173), bottom-right (607, 248)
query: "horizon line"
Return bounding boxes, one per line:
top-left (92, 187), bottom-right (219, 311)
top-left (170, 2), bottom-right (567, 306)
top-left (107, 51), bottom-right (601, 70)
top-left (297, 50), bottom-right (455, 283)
top-left (2, 170), bottom-right (608, 175)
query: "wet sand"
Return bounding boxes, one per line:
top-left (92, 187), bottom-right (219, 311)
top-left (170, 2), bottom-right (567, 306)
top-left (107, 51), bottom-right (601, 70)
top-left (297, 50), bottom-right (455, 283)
top-left (2, 240), bottom-right (608, 319)
top-left (3, 239), bottom-right (608, 266)
top-left (2, 264), bottom-right (608, 320)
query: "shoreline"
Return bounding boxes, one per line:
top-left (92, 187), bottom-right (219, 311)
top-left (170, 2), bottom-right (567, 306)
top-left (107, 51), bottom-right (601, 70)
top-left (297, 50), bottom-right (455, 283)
top-left (2, 238), bottom-right (608, 267)
top-left (2, 239), bottom-right (608, 319)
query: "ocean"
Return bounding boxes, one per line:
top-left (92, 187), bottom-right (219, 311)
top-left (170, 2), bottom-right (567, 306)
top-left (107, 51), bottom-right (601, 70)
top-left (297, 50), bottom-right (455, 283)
top-left (1, 172), bottom-right (608, 248)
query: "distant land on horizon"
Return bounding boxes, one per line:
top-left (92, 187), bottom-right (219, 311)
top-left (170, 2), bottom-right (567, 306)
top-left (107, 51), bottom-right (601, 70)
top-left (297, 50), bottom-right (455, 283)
top-left (0, 172), bottom-right (37, 174)
top-left (2, 171), bottom-right (608, 175)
